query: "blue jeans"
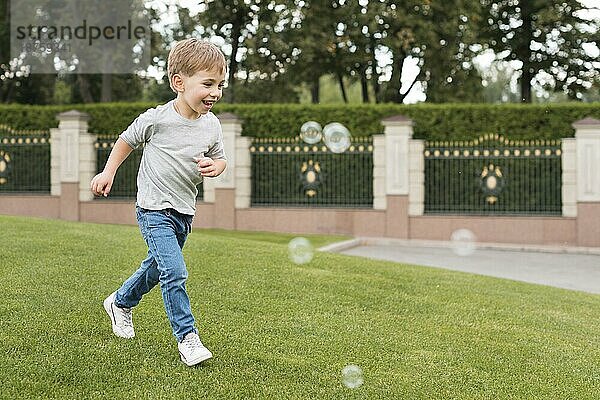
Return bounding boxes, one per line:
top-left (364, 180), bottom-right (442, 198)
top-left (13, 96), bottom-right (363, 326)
top-left (114, 207), bottom-right (197, 342)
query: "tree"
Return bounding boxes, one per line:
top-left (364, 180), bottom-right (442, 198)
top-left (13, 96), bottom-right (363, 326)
top-left (179, 0), bottom-right (300, 103)
top-left (375, 0), bottom-right (434, 103)
top-left (181, 0), bottom-right (489, 104)
top-left (194, 0), bottom-right (256, 103)
top-left (478, 60), bottom-right (521, 103)
top-left (332, 0), bottom-right (383, 103)
top-left (0, 0), bottom-right (149, 104)
top-left (73, 0), bottom-right (148, 103)
top-left (234, 0), bottom-right (302, 102)
top-left (480, 0), bottom-right (600, 102)
top-left (421, 0), bottom-right (485, 102)
top-left (293, 0), bottom-right (432, 104)
top-left (281, 0), bottom-right (340, 103)
top-left (0, 0), bottom-right (56, 104)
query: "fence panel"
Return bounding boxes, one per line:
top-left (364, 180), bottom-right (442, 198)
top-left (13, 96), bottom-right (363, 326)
top-left (94, 135), bottom-right (203, 201)
top-left (250, 137), bottom-right (373, 208)
top-left (424, 134), bottom-right (562, 215)
top-left (0, 126), bottom-right (50, 194)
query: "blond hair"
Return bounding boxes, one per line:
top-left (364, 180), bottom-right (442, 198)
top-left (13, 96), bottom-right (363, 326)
top-left (167, 39), bottom-right (227, 92)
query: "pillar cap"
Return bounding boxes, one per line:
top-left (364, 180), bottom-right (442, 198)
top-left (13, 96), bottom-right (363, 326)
top-left (57, 110), bottom-right (90, 121)
top-left (381, 114), bottom-right (413, 126)
top-left (572, 117), bottom-right (600, 129)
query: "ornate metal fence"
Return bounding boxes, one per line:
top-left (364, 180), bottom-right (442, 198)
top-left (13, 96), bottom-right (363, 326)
top-left (424, 134), bottom-right (562, 215)
top-left (0, 125), bottom-right (50, 193)
top-left (95, 134), bottom-right (141, 199)
top-left (94, 134), bottom-right (203, 200)
top-left (250, 136), bottom-right (373, 207)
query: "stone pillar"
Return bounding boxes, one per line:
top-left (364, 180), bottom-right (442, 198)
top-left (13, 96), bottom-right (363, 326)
top-left (50, 110), bottom-right (94, 221)
top-left (202, 113), bottom-right (247, 229)
top-left (372, 134), bottom-right (386, 210)
top-left (574, 118), bottom-right (600, 201)
top-left (573, 117), bottom-right (600, 246)
top-left (382, 115), bottom-right (412, 195)
top-left (380, 115), bottom-right (414, 238)
top-left (79, 123), bottom-right (97, 203)
top-left (561, 138), bottom-right (577, 217)
top-left (50, 127), bottom-right (61, 197)
top-left (235, 134), bottom-right (252, 209)
top-left (408, 139), bottom-right (425, 216)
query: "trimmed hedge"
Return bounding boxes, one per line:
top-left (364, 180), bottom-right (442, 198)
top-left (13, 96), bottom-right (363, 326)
top-left (0, 102), bottom-right (598, 140)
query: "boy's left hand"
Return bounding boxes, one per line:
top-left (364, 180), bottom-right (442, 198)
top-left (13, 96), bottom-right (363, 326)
top-left (194, 157), bottom-right (217, 177)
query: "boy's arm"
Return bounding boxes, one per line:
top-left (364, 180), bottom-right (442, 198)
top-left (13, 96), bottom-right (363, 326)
top-left (90, 138), bottom-right (134, 197)
top-left (212, 159), bottom-right (227, 177)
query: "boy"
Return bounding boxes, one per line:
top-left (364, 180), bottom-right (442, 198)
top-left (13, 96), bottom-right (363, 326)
top-left (90, 39), bottom-right (227, 366)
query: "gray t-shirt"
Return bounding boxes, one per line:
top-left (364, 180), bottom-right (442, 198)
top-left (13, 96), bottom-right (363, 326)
top-left (120, 100), bottom-right (226, 215)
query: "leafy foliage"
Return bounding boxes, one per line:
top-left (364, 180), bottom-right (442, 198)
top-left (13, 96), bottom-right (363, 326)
top-left (0, 102), bottom-right (597, 140)
top-left (0, 0), bottom-right (598, 104)
top-left (480, 0), bottom-right (600, 102)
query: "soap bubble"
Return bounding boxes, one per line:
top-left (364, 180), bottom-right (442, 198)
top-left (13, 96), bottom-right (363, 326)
top-left (288, 237), bottom-right (314, 264)
top-left (341, 364), bottom-right (364, 389)
top-left (300, 121), bottom-right (323, 144)
top-left (450, 228), bottom-right (477, 256)
top-left (323, 122), bottom-right (351, 153)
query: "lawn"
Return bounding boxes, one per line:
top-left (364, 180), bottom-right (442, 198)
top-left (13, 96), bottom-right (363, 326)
top-left (1, 215), bottom-right (599, 399)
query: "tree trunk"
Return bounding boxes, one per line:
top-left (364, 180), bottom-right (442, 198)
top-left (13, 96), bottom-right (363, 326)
top-left (77, 75), bottom-right (95, 103)
top-left (337, 73), bottom-right (348, 103)
top-left (311, 79), bottom-right (320, 103)
top-left (519, 3), bottom-right (533, 103)
top-left (0, 0), bottom-right (10, 102)
top-left (0, 0), bottom-right (9, 62)
top-left (228, 22), bottom-right (242, 103)
top-left (360, 66), bottom-right (369, 103)
top-left (101, 74), bottom-right (112, 102)
top-left (520, 68), bottom-right (532, 103)
top-left (3, 81), bottom-right (14, 103)
top-left (369, 38), bottom-right (380, 103)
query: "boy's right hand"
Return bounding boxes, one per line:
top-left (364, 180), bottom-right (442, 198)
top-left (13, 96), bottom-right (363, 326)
top-left (90, 171), bottom-right (114, 197)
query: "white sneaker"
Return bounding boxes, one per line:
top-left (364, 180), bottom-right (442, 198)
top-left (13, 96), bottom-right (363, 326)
top-left (178, 332), bottom-right (213, 366)
top-left (103, 292), bottom-right (135, 339)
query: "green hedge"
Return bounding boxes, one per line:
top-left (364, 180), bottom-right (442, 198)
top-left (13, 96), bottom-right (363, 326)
top-left (0, 103), bottom-right (154, 134)
top-left (0, 102), bottom-right (598, 140)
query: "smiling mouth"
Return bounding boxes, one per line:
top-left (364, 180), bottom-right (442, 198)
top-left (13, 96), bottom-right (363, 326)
top-left (202, 100), bottom-right (215, 107)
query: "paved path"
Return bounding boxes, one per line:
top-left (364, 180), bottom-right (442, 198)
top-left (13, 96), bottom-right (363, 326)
top-left (338, 242), bottom-right (600, 295)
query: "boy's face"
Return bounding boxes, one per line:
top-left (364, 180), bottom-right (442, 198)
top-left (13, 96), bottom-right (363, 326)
top-left (176, 68), bottom-right (226, 115)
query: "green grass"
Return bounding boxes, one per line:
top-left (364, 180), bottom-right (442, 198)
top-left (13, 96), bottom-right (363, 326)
top-left (194, 227), bottom-right (350, 249)
top-left (1, 215), bottom-right (599, 399)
